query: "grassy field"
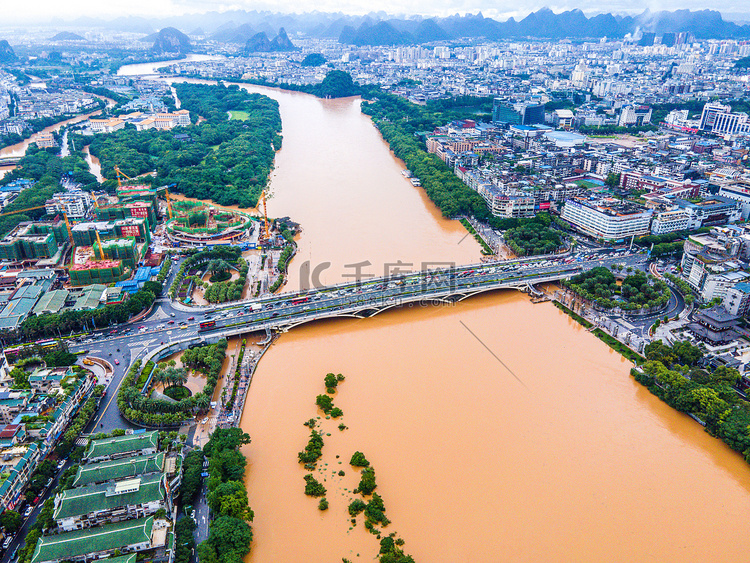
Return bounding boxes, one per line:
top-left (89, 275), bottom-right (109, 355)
top-left (229, 110), bottom-right (249, 120)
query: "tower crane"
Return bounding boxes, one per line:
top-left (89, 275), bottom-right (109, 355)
top-left (257, 190), bottom-right (271, 243)
top-left (154, 184), bottom-right (175, 220)
top-left (113, 165), bottom-right (134, 188)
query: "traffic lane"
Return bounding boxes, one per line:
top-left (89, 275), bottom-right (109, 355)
top-left (0, 456), bottom-right (72, 563)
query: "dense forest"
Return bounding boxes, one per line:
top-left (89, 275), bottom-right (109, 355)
top-left (0, 146), bottom-right (99, 237)
top-left (240, 69), bottom-right (361, 99)
top-left (87, 83), bottom-right (282, 208)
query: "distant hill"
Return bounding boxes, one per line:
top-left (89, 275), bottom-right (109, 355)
top-left (51, 31), bottom-right (85, 41)
top-left (345, 21), bottom-right (413, 45)
top-left (151, 27), bottom-right (192, 55)
top-left (34, 8), bottom-right (750, 43)
top-left (211, 23), bottom-right (256, 43)
top-left (244, 27), bottom-right (297, 53)
top-left (0, 40), bottom-right (17, 63)
top-left (413, 19), bottom-right (450, 43)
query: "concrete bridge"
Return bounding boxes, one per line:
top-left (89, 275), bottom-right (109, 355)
top-left (143, 258), bottom-right (587, 364)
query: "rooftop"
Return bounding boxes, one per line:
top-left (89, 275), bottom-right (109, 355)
top-left (53, 473), bottom-right (164, 521)
top-left (31, 516), bottom-right (154, 563)
top-left (84, 431), bottom-right (158, 461)
top-left (72, 452), bottom-right (165, 487)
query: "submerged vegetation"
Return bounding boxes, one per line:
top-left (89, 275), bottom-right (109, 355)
top-left (296, 372), bottom-right (415, 562)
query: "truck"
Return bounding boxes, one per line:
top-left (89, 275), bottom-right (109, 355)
top-left (250, 303), bottom-right (262, 312)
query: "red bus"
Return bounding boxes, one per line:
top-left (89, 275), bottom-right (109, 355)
top-left (291, 297), bottom-right (309, 305)
top-left (199, 320), bottom-right (217, 331)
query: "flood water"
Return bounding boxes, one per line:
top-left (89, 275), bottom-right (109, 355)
top-left (83, 145), bottom-right (104, 183)
top-left (110, 63), bottom-right (750, 562)
top-left (240, 293), bottom-right (750, 562)
top-left (0, 96), bottom-right (115, 179)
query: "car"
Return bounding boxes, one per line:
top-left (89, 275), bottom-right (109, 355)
top-left (180, 325), bottom-right (187, 330)
top-left (170, 313), bottom-right (176, 317)
top-left (138, 325), bottom-right (146, 330)
top-left (57, 460), bottom-right (65, 470)
top-left (23, 506), bottom-right (32, 518)
top-left (187, 316), bottom-right (195, 321)
top-left (109, 329), bottom-right (117, 335)
top-left (114, 359), bottom-right (120, 365)
top-left (167, 320), bottom-right (175, 324)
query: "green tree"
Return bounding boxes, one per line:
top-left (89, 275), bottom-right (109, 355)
top-left (350, 451), bottom-right (370, 467)
top-left (207, 481), bottom-right (254, 521)
top-left (43, 349), bottom-right (77, 367)
top-left (0, 510), bottom-right (22, 532)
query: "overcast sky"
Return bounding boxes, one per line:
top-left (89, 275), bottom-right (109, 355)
top-left (4, 0), bottom-right (747, 24)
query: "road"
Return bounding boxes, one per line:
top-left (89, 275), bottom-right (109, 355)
top-left (1, 456), bottom-right (74, 563)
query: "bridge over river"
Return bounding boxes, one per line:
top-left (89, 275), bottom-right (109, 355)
top-left (143, 250), bottom-right (647, 363)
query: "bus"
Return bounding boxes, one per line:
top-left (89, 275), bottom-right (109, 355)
top-left (291, 297), bottom-right (309, 305)
top-left (199, 320), bottom-right (217, 331)
top-left (35, 339), bottom-right (58, 351)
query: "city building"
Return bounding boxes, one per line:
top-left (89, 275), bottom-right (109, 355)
top-left (723, 282), bottom-right (750, 316)
top-left (618, 105), bottom-right (652, 127)
top-left (718, 179), bottom-right (750, 220)
top-left (83, 431), bottom-right (159, 464)
top-left (699, 102), bottom-right (750, 135)
top-left (53, 473), bottom-right (167, 532)
top-left (651, 208), bottom-right (690, 235)
top-left (680, 231), bottom-right (750, 301)
top-left (561, 197), bottom-right (653, 241)
top-left (552, 109), bottom-right (574, 129)
top-left (30, 516), bottom-right (163, 563)
top-left (45, 191), bottom-right (92, 220)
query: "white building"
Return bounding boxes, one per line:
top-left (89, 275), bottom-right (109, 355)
top-left (723, 282), bottom-right (750, 316)
top-left (552, 109), bottom-right (574, 129)
top-left (88, 118), bottom-right (125, 134)
top-left (699, 102), bottom-right (750, 135)
top-left (618, 105), bottom-right (652, 127)
top-left (718, 179), bottom-right (750, 220)
top-left (561, 197), bottom-right (653, 241)
top-left (651, 208), bottom-right (690, 235)
top-left (479, 186), bottom-right (535, 218)
top-left (46, 191), bottom-right (92, 220)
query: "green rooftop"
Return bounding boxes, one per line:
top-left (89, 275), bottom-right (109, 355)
top-left (31, 516), bottom-right (154, 563)
top-left (84, 431), bottom-right (158, 461)
top-left (72, 452), bottom-right (164, 488)
top-left (54, 472), bottom-right (165, 521)
top-left (32, 289), bottom-right (68, 315)
top-left (99, 555), bottom-right (136, 563)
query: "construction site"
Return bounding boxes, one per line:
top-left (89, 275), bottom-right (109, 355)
top-left (164, 199), bottom-right (255, 248)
